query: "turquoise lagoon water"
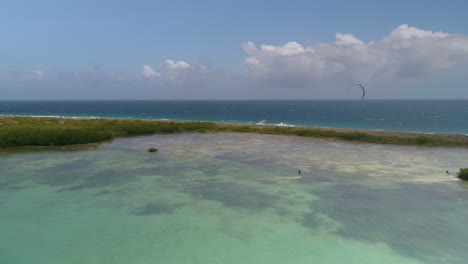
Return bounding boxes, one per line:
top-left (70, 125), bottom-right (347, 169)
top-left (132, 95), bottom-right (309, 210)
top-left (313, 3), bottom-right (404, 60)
top-left (1, 133), bottom-right (468, 263)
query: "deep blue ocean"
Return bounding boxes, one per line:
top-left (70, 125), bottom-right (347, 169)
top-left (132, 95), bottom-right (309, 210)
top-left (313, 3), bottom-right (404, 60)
top-left (1, 100), bottom-right (467, 134)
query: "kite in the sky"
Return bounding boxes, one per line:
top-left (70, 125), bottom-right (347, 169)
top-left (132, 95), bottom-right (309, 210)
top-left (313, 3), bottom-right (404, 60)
top-left (351, 83), bottom-right (366, 100)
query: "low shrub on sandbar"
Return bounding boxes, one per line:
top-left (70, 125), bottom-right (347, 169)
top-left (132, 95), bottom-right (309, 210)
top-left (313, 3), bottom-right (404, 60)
top-left (0, 127), bottom-right (111, 147)
top-left (1, 116), bottom-right (468, 148)
top-left (457, 168), bottom-right (468, 181)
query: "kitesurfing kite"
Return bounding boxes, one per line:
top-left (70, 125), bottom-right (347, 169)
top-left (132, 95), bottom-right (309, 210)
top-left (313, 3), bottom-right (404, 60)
top-left (351, 83), bottom-right (366, 100)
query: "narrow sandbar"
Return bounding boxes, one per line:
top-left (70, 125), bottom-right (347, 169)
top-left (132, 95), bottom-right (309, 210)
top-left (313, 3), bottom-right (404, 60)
top-left (1, 115), bottom-right (468, 149)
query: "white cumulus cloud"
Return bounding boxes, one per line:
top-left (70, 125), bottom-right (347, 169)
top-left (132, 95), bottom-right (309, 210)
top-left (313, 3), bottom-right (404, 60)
top-left (142, 59), bottom-right (191, 79)
top-left (242, 24), bottom-right (468, 86)
top-left (335, 33), bottom-right (364, 45)
top-left (164, 59), bottom-right (190, 70)
top-left (142, 65), bottom-right (160, 78)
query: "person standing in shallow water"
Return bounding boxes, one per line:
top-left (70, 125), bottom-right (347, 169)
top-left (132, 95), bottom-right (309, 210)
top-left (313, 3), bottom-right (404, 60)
top-left (298, 170), bottom-right (301, 176)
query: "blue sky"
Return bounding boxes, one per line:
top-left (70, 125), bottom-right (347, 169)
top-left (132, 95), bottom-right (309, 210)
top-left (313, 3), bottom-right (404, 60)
top-left (1, 0), bottom-right (468, 99)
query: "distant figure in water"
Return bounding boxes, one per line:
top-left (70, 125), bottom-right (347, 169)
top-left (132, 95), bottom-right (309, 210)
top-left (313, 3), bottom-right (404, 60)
top-left (446, 170), bottom-right (451, 175)
top-left (298, 170), bottom-right (301, 176)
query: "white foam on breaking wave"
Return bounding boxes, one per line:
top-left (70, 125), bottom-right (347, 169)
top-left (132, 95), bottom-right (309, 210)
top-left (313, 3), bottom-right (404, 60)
top-left (0, 114), bottom-right (100, 119)
top-left (273, 122), bottom-right (295, 127)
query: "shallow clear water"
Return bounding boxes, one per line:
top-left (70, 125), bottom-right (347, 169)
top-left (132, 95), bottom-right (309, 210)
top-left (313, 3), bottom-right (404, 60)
top-left (1, 134), bottom-right (468, 263)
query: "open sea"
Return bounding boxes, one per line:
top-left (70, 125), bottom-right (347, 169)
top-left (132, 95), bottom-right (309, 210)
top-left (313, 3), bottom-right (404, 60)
top-left (1, 100), bottom-right (468, 134)
top-left (2, 100), bottom-right (468, 264)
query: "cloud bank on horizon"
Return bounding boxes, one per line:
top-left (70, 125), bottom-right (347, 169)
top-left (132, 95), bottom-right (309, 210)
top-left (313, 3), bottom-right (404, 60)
top-left (2, 24), bottom-right (468, 99)
top-left (242, 24), bottom-right (468, 82)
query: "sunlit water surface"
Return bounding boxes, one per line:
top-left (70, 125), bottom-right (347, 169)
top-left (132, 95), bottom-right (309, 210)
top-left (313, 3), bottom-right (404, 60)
top-left (1, 134), bottom-right (468, 264)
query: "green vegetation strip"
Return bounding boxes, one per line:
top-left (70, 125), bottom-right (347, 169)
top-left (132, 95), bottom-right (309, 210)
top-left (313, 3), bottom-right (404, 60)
top-left (458, 168), bottom-right (468, 181)
top-left (1, 116), bottom-right (468, 148)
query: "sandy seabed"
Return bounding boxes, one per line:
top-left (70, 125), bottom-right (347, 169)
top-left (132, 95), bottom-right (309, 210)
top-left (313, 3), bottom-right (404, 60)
top-left (1, 133), bottom-right (468, 264)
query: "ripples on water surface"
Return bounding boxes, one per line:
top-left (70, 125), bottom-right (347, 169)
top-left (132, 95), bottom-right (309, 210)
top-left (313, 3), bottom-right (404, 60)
top-left (1, 100), bottom-right (468, 134)
top-left (1, 134), bottom-right (468, 263)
